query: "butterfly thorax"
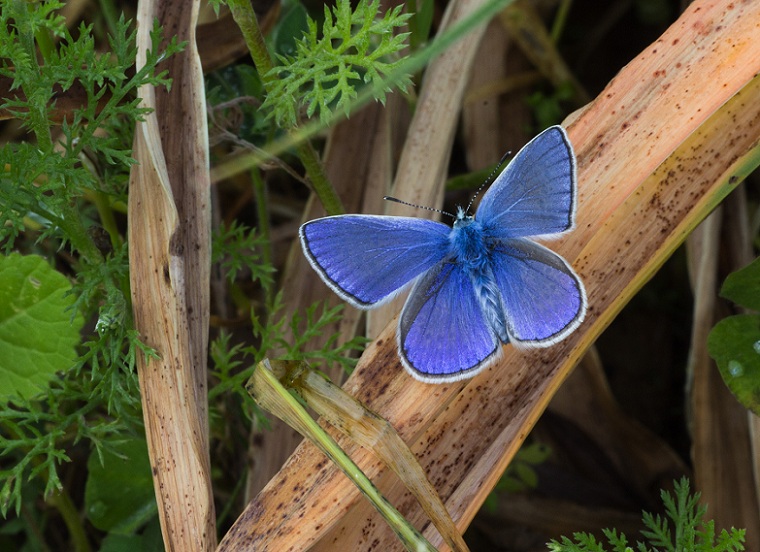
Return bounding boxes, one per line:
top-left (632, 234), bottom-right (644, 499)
top-left (451, 212), bottom-right (490, 270)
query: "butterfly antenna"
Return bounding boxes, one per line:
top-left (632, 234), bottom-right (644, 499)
top-left (465, 150), bottom-right (512, 213)
top-left (383, 196), bottom-right (456, 219)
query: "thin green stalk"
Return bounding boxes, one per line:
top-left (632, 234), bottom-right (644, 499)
top-left (251, 167), bottom-right (273, 304)
top-left (33, 25), bottom-right (55, 62)
top-left (226, 0), bottom-right (275, 78)
top-left (47, 489), bottom-right (92, 552)
top-left (96, 0), bottom-right (121, 38)
top-left (296, 139), bottom-right (344, 215)
top-left (91, 189), bottom-right (123, 250)
top-left (227, 0), bottom-right (344, 215)
top-left (21, 502), bottom-right (52, 552)
top-left (550, 0), bottom-right (573, 43)
top-left (57, 201), bottom-right (104, 265)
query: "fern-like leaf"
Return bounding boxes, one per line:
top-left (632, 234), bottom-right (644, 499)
top-left (263, 0), bottom-right (412, 126)
top-left (547, 478), bottom-right (745, 552)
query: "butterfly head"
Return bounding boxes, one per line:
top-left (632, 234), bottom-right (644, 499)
top-left (453, 206), bottom-right (473, 227)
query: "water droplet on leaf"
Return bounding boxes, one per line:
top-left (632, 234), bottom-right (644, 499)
top-left (728, 360), bottom-right (744, 377)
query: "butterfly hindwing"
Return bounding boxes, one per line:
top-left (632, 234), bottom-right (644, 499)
top-left (490, 238), bottom-right (586, 345)
top-left (300, 215), bottom-right (451, 308)
top-left (476, 126), bottom-right (576, 239)
top-left (399, 261), bottom-right (500, 382)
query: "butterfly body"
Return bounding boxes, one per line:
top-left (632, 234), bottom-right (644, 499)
top-left (300, 126), bottom-right (587, 383)
top-left (449, 211), bottom-right (510, 343)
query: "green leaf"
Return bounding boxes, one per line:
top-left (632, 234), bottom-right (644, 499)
top-left (271, 0), bottom-right (309, 58)
top-left (84, 437), bottom-right (157, 533)
top-left (516, 441), bottom-right (551, 464)
top-left (406, 0), bottom-right (435, 50)
top-left (0, 253), bottom-right (83, 404)
top-left (708, 314), bottom-right (760, 416)
top-left (720, 257), bottom-right (760, 311)
top-left (99, 518), bottom-right (164, 552)
top-left (262, 0), bottom-right (412, 127)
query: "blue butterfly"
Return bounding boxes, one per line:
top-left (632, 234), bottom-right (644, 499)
top-left (300, 125), bottom-right (587, 383)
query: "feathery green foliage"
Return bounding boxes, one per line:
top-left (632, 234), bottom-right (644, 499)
top-left (547, 478), bottom-right (745, 552)
top-left (0, 3), bottom-right (179, 519)
top-left (263, 0), bottom-right (413, 126)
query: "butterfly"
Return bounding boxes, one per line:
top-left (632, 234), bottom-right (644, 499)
top-left (299, 125), bottom-right (587, 383)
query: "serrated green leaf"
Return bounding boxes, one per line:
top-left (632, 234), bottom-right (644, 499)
top-left (262, 0), bottom-right (412, 127)
top-left (707, 314), bottom-right (760, 416)
top-left (0, 253), bottom-right (83, 404)
top-left (720, 256), bottom-right (760, 311)
top-left (85, 437), bottom-right (157, 532)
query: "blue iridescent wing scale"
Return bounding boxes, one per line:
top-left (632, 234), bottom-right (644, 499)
top-left (489, 238), bottom-right (586, 345)
top-left (476, 126), bottom-right (576, 239)
top-left (300, 215), bottom-right (451, 308)
top-left (399, 261), bottom-right (500, 382)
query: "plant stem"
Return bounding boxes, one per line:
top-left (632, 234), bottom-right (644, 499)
top-left (47, 488), bottom-right (92, 552)
top-left (92, 190), bottom-right (123, 250)
top-left (296, 139), bottom-right (344, 215)
top-left (251, 167), bottom-right (273, 305)
top-left (227, 0), bottom-right (344, 215)
top-left (57, 201), bottom-right (104, 265)
top-left (227, 0), bottom-right (275, 79)
top-left (550, 0), bottom-right (572, 43)
top-left (96, 0), bottom-right (121, 38)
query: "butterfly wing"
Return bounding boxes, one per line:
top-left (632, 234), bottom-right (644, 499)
top-left (476, 125), bottom-right (576, 239)
top-left (399, 261), bottom-right (500, 382)
top-left (490, 238), bottom-right (586, 345)
top-left (300, 215), bottom-right (451, 308)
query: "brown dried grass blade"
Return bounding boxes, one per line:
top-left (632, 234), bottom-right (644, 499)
top-left (128, 1), bottom-right (214, 549)
top-left (220, 1), bottom-right (760, 550)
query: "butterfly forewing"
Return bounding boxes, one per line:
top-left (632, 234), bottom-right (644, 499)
top-left (300, 215), bottom-right (451, 308)
top-left (476, 126), bottom-right (576, 240)
top-left (399, 262), bottom-right (500, 382)
top-left (490, 238), bottom-right (586, 344)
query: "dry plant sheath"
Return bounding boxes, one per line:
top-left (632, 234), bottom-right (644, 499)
top-left (128, 0), bottom-right (215, 549)
top-left (219, 1), bottom-right (760, 550)
top-left (246, 360), bottom-right (442, 552)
